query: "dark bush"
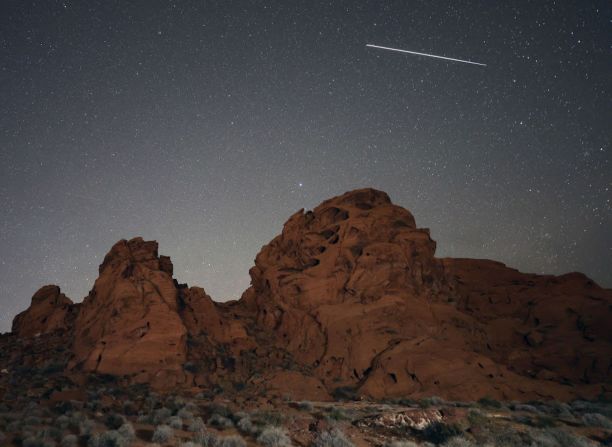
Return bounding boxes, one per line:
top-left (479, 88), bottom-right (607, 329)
top-left (105, 413), bottom-right (126, 430)
top-left (331, 386), bottom-right (359, 401)
top-left (421, 422), bottom-right (462, 444)
top-left (477, 397), bottom-right (502, 409)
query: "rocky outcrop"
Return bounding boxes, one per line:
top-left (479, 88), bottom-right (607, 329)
top-left (443, 259), bottom-right (612, 391)
top-left (69, 238), bottom-right (187, 386)
top-left (241, 189), bottom-right (451, 393)
top-left (239, 189), bottom-right (612, 400)
top-left (12, 285), bottom-right (75, 337)
top-left (7, 188), bottom-right (612, 401)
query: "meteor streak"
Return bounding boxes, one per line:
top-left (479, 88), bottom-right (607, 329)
top-left (366, 44), bottom-right (487, 67)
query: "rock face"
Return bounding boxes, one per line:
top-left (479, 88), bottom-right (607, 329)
top-left (442, 259), bottom-right (612, 394)
top-left (7, 188), bottom-right (612, 401)
top-left (69, 238), bottom-right (187, 386)
top-left (12, 285), bottom-right (75, 337)
top-left (241, 189), bottom-right (452, 394)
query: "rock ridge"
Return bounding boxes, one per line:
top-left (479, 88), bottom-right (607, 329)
top-left (5, 188), bottom-right (611, 401)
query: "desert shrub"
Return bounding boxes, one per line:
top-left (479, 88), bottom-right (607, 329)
top-left (88, 430), bottom-right (128, 447)
top-left (24, 401), bottom-right (41, 413)
top-left (313, 428), bottom-right (354, 447)
top-left (22, 437), bottom-right (56, 447)
top-left (53, 401), bottom-right (74, 415)
top-left (152, 425), bottom-right (174, 444)
top-left (188, 416), bottom-right (206, 432)
top-left (393, 398), bottom-right (417, 407)
top-left (206, 403), bottom-right (232, 418)
top-left (419, 396), bottom-right (445, 408)
top-left (257, 426), bottom-right (292, 447)
top-left (87, 433), bottom-right (100, 447)
top-left (331, 387), bottom-right (358, 401)
top-left (68, 411), bottom-right (87, 430)
top-left (208, 414), bottom-right (234, 429)
top-left (55, 415), bottom-right (71, 429)
top-left (482, 426), bottom-right (527, 446)
top-left (537, 400), bottom-right (574, 419)
top-left (136, 413), bottom-right (151, 424)
top-left (85, 400), bottom-right (102, 411)
top-left (236, 416), bottom-right (257, 435)
top-left (23, 416), bottom-right (43, 426)
top-left (118, 423), bottom-right (135, 441)
top-left (122, 400), bottom-right (137, 416)
top-left (570, 400), bottom-right (592, 412)
top-left (466, 409), bottom-right (486, 427)
top-left (144, 393), bottom-right (160, 409)
top-left (194, 428), bottom-right (218, 447)
top-left (20, 424), bottom-right (38, 441)
top-left (477, 397), bottom-right (502, 409)
top-left (251, 410), bottom-right (283, 427)
top-left (184, 401), bottom-right (199, 412)
top-left (383, 442), bottom-right (419, 447)
top-left (568, 399), bottom-right (612, 418)
top-left (528, 415), bottom-right (558, 428)
top-left (183, 362), bottom-right (200, 374)
top-left (447, 401), bottom-right (473, 408)
top-left (168, 415), bottom-right (183, 429)
top-left (61, 434), bottom-right (78, 447)
top-left (166, 395), bottom-right (187, 411)
top-left (231, 411), bottom-right (249, 422)
top-left (41, 426), bottom-right (63, 442)
top-left (178, 408), bottom-right (195, 419)
top-left (421, 422), bottom-right (462, 444)
top-left (105, 413), bottom-right (126, 430)
top-left (442, 437), bottom-right (477, 447)
top-left (297, 401), bottom-right (314, 411)
top-left (79, 419), bottom-right (95, 436)
top-left (7, 420), bottom-right (21, 431)
top-left (217, 435), bottom-right (246, 447)
top-left (510, 403), bottom-right (539, 413)
top-left (530, 427), bottom-right (592, 447)
top-left (325, 406), bottom-right (350, 422)
top-left (582, 412), bottom-right (612, 428)
top-left (150, 407), bottom-right (172, 424)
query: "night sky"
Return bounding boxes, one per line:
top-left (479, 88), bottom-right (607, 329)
top-left (1, 0), bottom-right (610, 333)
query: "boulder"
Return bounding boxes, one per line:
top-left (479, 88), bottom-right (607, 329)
top-left (12, 285), bottom-right (75, 337)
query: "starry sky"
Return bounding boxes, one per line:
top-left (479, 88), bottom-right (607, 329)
top-left (1, 0), bottom-right (610, 333)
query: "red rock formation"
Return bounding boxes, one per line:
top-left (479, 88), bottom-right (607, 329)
top-left (442, 259), bottom-right (612, 393)
top-left (240, 189), bottom-right (611, 400)
top-left (7, 188), bottom-right (612, 401)
top-left (69, 238), bottom-right (187, 386)
top-left (12, 285), bottom-right (75, 337)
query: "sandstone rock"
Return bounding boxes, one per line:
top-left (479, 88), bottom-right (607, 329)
top-left (240, 188), bottom-right (611, 400)
top-left (12, 285), bottom-right (75, 337)
top-left (443, 258), bottom-right (612, 389)
top-left (69, 238), bottom-right (187, 383)
top-left (8, 188), bottom-right (612, 401)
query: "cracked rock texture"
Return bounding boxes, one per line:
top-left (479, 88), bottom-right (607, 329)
top-left (6, 188), bottom-right (612, 400)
